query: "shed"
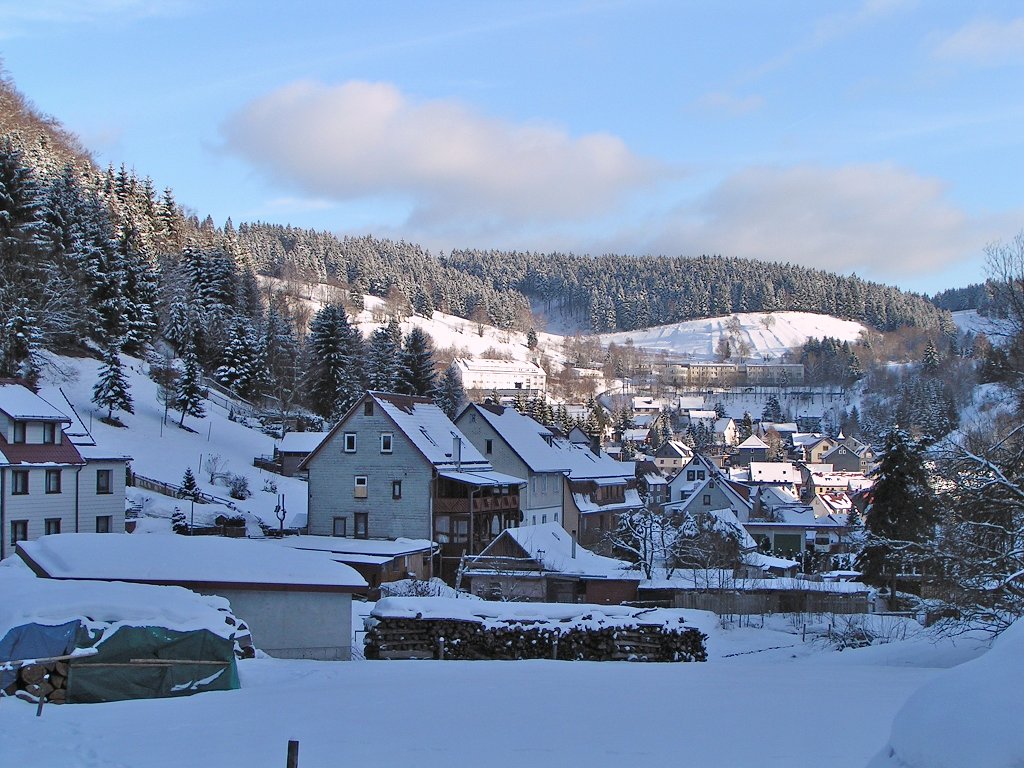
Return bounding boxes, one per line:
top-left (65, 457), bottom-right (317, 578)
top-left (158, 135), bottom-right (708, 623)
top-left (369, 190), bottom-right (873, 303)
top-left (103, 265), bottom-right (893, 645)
top-left (17, 533), bottom-right (367, 660)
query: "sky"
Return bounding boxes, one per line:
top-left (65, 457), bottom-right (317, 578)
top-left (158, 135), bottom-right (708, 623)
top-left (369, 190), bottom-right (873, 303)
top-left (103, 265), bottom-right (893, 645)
top-left (2, 0), bottom-right (1023, 295)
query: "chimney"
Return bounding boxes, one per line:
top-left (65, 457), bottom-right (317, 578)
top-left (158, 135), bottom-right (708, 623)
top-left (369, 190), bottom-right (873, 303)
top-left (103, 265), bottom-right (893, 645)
top-left (571, 533), bottom-right (577, 559)
top-left (453, 435), bottom-right (462, 470)
top-left (590, 434), bottom-right (601, 456)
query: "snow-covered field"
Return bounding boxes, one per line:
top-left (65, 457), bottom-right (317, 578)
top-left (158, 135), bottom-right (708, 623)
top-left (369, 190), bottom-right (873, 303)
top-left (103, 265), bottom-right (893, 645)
top-left (36, 353), bottom-right (309, 529)
top-left (0, 610), bottom-right (998, 768)
top-left (599, 311), bottom-right (868, 361)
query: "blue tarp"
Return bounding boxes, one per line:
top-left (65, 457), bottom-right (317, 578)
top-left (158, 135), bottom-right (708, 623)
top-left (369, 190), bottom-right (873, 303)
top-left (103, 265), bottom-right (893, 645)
top-left (0, 620), bottom-right (83, 689)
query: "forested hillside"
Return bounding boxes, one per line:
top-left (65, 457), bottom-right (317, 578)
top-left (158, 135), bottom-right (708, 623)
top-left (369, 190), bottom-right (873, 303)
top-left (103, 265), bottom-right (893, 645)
top-left (446, 250), bottom-right (952, 333)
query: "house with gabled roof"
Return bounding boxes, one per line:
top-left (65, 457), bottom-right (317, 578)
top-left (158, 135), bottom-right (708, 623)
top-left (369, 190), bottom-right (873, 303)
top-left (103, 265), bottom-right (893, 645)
top-left (0, 381), bottom-right (129, 558)
top-left (653, 440), bottom-right (693, 472)
top-left (461, 522), bottom-right (641, 604)
top-left (455, 403), bottom-right (570, 528)
top-left (665, 453), bottom-right (720, 504)
top-left (734, 434), bottom-right (768, 466)
top-left (299, 392), bottom-right (526, 582)
top-left (664, 474), bottom-right (753, 525)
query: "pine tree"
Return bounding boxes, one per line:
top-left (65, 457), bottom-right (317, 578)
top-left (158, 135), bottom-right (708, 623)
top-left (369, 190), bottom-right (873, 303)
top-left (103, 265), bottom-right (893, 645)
top-left (174, 351), bottom-right (206, 427)
top-left (171, 507), bottom-right (188, 535)
top-left (397, 326), bottom-right (437, 397)
top-left (526, 328), bottom-right (538, 350)
top-left (714, 401), bottom-right (726, 419)
top-left (366, 324), bottom-right (401, 392)
top-left (215, 318), bottom-right (264, 398)
top-left (92, 343), bottom-right (134, 421)
top-left (1, 299), bottom-right (43, 383)
top-left (434, 365), bottom-right (466, 419)
top-left (762, 395), bottom-right (783, 423)
top-left (180, 467), bottom-right (198, 496)
top-left (921, 340), bottom-right (941, 374)
top-left (855, 427), bottom-right (937, 600)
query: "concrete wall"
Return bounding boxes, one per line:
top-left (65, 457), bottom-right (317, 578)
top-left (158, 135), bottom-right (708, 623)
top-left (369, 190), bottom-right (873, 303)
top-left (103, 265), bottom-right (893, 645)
top-left (214, 588), bottom-right (353, 661)
top-left (306, 406), bottom-right (433, 541)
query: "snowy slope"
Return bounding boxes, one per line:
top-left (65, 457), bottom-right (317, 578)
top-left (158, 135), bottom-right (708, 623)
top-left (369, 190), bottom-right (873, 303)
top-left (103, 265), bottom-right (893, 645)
top-left (598, 311), bottom-right (867, 360)
top-left (36, 353), bottom-right (309, 529)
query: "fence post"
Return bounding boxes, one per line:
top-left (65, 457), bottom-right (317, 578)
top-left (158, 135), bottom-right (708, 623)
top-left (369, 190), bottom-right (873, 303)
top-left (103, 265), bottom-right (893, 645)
top-left (286, 740), bottom-right (299, 768)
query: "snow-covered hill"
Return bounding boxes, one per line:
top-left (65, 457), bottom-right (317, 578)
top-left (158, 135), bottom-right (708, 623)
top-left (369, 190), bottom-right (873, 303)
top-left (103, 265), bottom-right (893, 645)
top-left (598, 311), bottom-right (868, 361)
top-left (36, 353), bottom-right (309, 530)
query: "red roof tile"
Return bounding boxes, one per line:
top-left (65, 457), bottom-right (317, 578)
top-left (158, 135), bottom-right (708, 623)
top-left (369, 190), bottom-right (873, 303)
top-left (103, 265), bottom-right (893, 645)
top-left (0, 433), bottom-right (84, 466)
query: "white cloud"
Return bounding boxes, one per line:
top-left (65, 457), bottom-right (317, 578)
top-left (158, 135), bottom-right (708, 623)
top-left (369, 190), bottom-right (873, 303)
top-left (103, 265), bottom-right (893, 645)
top-left (221, 80), bottom-right (668, 233)
top-left (933, 17), bottom-right (1024, 65)
top-left (618, 164), bottom-right (1002, 280)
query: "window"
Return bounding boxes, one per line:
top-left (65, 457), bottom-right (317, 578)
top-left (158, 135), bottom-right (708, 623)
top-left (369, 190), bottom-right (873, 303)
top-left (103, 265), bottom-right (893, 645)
top-left (697, 470), bottom-right (706, 480)
top-left (354, 475), bottom-right (368, 498)
top-left (96, 469), bottom-right (112, 495)
top-left (45, 518), bottom-right (61, 535)
top-left (12, 470), bottom-right (29, 495)
top-left (43, 422), bottom-right (58, 444)
top-left (332, 517), bottom-right (347, 537)
top-left (541, 514), bottom-right (547, 524)
top-left (485, 439), bottom-right (493, 455)
top-left (12, 421), bottom-right (26, 444)
top-left (354, 512), bottom-right (368, 539)
top-left (343, 433), bottom-right (357, 453)
top-left (702, 495), bottom-right (711, 506)
top-left (380, 433), bottom-right (393, 453)
top-left (96, 515), bottom-right (112, 533)
top-left (452, 517), bottom-right (468, 543)
top-left (10, 520), bottom-right (28, 546)
top-left (364, 401), bottom-right (374, 416)
top-left (392, 480), bottom-right (402, 500)
top-left (686, 470), bottom-right (695, 481)
top-left (45, 469), bottom-right (61, 494)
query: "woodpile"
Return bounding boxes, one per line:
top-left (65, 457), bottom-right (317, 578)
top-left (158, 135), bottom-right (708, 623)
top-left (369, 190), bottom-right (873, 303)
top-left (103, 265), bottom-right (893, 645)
top-left (3, 658), bottom-right (70, 705)
top-left (365, 615), bottom-right (707, 662)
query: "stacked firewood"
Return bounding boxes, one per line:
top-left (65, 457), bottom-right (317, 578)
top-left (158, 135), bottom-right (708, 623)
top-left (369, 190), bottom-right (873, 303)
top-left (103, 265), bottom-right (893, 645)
top-left (3, 660), bottom-right (69, 704)
top-left (365, 616), bottom-right (706, 662)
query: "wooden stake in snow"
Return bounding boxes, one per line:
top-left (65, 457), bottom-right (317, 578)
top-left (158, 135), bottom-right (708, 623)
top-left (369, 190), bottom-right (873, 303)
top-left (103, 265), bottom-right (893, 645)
top-left (286, 740), bottom-right (299, 768)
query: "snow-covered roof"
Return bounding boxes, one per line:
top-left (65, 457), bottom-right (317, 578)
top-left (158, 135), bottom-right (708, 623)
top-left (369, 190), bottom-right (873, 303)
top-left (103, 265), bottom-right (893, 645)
top-left (0, 383), bottom-right (70, 422)
top-left (0, 565), bottom-right (238, 641)
top-left (623, 428), bottom-right (650, 442)
top-left (631, 396), bottom-right (660, 411)
top-left (454, 358), bottom-right (544, 375)
top-left (278, 431), bottom-right (329, 454)
top-left (77, 445), bottom-right (132, 462)
top-left (688, 410), bottom-right (718, 421)
top-left (791, 432), bottom-right (827, 448)
top-left (573, 487), bottom-right (643, 515)
top-left (372, 393), bottom-right (489, 470)
top-left (18, 533), bottom-right (367, 590)
top-left (738, 434), bottom-right (768, 450)
top-left (437, 468), bottom-right (526, 487)
top-left (743, 552), bottom-right (800, 572)
top-left (749, 462), bottom-right (799, 484)
top-left (460, 403), bottom-right (572, 473)
top-left (748, 504), bottom-right (846, 528)
top-left (271, 536), bottom-right (435, 558)
top-left (642, 574), bottom-right (868, 592)
top-left (478, 522), bottom-right (639, 579)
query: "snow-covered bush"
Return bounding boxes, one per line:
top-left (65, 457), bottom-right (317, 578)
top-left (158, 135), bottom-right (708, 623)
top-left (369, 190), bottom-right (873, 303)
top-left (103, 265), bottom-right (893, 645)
top-left (227, 474), bottom-right (251, 500)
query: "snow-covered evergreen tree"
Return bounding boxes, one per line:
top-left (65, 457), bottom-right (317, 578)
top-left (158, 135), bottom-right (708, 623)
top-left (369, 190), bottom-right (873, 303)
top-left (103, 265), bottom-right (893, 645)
top-left (761, 395), bottom-right (783, 423)
top-left (397, 326), bottom-right (437, 397)
top-left (434, 365), bottom-right (466, 419)
top-left (855, 427), bottom-right (936, 599)
top-left (174, 351), bottom-right (206, 427)
top-left (215, 318), bottom-right (264, 399)
top-left (365, 324), bottom-right (401, 392)
top-left (92, 343), bottom-right (134, 421)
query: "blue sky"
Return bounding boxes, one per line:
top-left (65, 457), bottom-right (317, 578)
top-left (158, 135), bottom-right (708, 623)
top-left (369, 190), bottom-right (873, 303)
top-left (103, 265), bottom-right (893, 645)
top-left (3, 0), bottom-right (1023, 294)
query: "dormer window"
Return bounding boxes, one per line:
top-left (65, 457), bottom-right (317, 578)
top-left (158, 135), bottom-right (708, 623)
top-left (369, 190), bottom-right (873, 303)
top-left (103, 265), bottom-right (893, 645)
top-left (12, 422), bottom-right (26, 444)
top-left (43, 423), bottom-right (57, 444)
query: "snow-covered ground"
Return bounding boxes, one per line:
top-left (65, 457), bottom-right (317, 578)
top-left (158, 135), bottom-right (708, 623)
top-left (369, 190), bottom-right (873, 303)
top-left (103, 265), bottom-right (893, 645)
top-left (0, 607), bottom-right (998, 768)
top-left (599, 311), bottom-right (867, 361)
top-left (36, 353), bottom-right (309, 529)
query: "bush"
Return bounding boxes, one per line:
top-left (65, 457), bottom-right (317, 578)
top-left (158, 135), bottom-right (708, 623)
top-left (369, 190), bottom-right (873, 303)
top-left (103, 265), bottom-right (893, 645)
top-left (228, 474), bottom-right (251, 500)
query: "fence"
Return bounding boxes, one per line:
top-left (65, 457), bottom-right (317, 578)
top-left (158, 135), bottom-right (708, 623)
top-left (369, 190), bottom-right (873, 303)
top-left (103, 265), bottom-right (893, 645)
top-left (665, 589), bottom-right (869, 616)
top-left (128, 472), bottom-right (237, 510)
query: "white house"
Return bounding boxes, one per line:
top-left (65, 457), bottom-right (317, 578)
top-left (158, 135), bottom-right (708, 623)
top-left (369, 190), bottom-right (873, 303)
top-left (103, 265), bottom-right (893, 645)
top-left (0, 382), bottom-right (129, 559)
top-left (454, 358), bottom-right (547, 396)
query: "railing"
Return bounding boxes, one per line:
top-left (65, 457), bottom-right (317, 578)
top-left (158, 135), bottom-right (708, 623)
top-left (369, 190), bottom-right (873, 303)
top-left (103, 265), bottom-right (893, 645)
top-left (129, 472), bottom-right (237, 510)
